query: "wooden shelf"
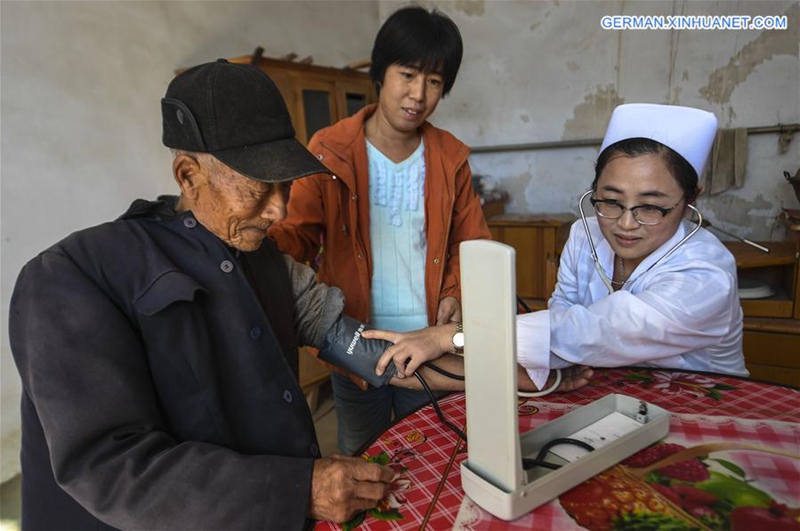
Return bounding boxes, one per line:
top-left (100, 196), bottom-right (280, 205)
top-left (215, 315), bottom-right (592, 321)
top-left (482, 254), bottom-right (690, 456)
top-left (743, 316), bottom-right (800, 334)
top-left (724, 241), bottom-right (797, 268)
top-left (723, 240), bottom-right (799, 319)
top-left (724, 238), bottom-right (800, 386)
top-left (486, 213), bottom-right (577, 228)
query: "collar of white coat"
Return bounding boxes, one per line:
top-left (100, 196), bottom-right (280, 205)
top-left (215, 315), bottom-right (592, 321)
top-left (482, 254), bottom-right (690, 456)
top-left (591, 217), bottom-right (691, 289)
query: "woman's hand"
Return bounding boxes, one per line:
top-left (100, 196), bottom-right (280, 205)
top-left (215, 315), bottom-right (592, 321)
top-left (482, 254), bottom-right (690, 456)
top-left (362, 324), bottom-right (456, 378)
top-left (436, 296), bottom-right (461, 325)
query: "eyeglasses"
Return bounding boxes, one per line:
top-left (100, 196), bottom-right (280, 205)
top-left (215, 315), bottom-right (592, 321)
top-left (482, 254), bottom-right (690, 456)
top-left (590, 197), bottom-right (683, 226)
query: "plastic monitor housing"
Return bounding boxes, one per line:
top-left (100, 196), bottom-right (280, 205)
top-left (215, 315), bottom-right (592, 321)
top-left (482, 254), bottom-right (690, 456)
top-left (458, 240), bottom-right (670, 521)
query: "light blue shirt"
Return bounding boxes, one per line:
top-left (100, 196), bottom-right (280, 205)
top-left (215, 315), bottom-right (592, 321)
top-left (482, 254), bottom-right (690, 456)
top-left (367, 139), bottom-right (428, 332)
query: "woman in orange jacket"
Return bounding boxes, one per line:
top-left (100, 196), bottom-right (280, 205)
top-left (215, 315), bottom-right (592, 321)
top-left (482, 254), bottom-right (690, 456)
top-left (269, 5), bottom-right (490, 455)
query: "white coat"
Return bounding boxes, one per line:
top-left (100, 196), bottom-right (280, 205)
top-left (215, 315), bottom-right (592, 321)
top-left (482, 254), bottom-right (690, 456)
top-left (518, 217), bottom-right (747, 388)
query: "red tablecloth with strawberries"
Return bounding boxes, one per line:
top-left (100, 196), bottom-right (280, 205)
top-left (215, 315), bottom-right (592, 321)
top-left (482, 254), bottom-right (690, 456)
top-left (315, 368), bottom-right (800, 530)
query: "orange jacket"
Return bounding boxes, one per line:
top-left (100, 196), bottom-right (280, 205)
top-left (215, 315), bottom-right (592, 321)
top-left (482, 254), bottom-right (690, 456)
top-left (269, 104), bottom-right (491, 325)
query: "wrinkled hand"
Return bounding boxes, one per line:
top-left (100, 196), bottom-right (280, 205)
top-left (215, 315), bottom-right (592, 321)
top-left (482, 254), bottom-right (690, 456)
top-left (363, 325), bottom-right (454, 378)
top-left (556, 365), bottom-right (594, 392)
top-left (309, 454), bottom-right (394, 523)
top-left (436, 296), bottom-right (461, 325)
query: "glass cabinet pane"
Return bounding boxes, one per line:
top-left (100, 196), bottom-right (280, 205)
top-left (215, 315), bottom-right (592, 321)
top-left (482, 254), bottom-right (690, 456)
top-left (302, 89), bottom-right (332, 140)
top-left (345, 92), bottom-right (367, 117)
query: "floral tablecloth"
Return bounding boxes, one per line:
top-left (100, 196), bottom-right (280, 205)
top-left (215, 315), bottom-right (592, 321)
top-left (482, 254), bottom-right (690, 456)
top-left (316, 368), bottom-right (800, 530)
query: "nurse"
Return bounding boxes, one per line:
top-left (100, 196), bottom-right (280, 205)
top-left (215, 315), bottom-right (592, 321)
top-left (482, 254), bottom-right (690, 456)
top-left (369, 103), bottom-right (748, 390)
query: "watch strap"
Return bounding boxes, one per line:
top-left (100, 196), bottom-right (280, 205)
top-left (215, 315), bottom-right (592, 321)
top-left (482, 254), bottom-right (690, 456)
top-left (452, 322), bottom-right (464, 353)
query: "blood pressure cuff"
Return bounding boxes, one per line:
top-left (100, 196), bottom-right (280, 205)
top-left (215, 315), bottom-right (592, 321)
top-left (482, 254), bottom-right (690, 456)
top-left (317, 314), bottom-right (397, 388)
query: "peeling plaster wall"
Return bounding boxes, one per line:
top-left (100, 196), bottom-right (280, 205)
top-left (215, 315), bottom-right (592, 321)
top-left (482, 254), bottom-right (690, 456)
top-left (392, 0), bottom-right (799, 241)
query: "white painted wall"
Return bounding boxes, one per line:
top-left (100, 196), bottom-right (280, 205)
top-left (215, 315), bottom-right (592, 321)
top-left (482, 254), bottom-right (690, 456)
top-left (2, 0), bottom-right (798, 482)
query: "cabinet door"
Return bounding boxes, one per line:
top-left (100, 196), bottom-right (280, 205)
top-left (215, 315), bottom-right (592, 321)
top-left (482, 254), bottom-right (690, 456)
top-left (488, 215), bottom-right (574, 308)
top-left (334, 78), bottom-right (375, 119)
top-left (489, 225), bottom-right (555, 301)
top-left (294, 78), bottom-right (336, 145)
top-left (743, 329), bottom-right (800, 386)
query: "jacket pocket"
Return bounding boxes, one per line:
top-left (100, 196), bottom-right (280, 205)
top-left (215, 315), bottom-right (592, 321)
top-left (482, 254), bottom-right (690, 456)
top-left (133, 272), bottom-right (228, 444)
top-left (134, 270), bottom-right (207, 316)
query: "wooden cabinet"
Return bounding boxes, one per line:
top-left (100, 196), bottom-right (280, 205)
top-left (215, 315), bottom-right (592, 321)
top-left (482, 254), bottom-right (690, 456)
top-left (723, 236), bottom-right (800, 386)
top-left (228, 55), bottom-right (377, 144)
top-left (487, 214), bottom-right (575, 310)
top-left (740, 319), bottom-right (800, 386)
top-left (727, 241), bottom-right (799, 319)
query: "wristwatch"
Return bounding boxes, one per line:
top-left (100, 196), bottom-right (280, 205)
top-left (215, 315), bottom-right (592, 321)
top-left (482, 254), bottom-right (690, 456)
top-left (451, 322), bottom-right (465, 354)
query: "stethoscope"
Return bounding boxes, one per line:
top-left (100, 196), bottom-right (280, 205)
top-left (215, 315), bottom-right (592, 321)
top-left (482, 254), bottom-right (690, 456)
top-left (577, 189), bottom-right (704, 295)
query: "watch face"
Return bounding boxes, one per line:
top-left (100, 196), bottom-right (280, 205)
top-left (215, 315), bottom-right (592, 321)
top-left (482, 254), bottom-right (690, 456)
top-left (453, 331), bottom-right (465, 349)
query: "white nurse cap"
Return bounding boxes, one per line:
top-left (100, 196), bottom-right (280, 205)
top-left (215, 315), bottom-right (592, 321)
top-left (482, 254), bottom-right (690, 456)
top-left (599, 103), bottom-right (718, 178)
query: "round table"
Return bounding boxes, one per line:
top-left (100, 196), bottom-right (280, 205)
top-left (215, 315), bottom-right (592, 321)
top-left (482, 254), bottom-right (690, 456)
top-left (316, 367), bottom-right (800, 530)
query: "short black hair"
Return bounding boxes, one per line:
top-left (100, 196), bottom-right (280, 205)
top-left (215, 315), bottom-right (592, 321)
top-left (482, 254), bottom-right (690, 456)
top-left (369, 5), bottom-right (463, 96)
top-left (593, 138), bottom-right (700, 203)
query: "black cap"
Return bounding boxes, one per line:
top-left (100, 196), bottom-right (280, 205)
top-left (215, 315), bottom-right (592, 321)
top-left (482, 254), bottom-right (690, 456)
top-left (161, 59), bottom-right (330, 182)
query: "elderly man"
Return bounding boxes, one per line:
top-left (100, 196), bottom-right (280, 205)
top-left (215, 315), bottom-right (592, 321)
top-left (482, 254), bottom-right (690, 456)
top-left (9, 60), bottom-right (475, 530)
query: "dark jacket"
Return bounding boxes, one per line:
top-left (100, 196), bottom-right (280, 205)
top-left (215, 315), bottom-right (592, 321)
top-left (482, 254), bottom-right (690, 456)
top-left (9, 197), bottom-right (343, 530)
